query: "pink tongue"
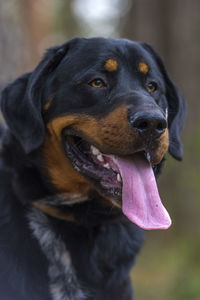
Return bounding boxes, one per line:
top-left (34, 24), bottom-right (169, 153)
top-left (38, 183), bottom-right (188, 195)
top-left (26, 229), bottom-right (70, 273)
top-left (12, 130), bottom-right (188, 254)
top-left (112, 154), bottom-right (171, 230)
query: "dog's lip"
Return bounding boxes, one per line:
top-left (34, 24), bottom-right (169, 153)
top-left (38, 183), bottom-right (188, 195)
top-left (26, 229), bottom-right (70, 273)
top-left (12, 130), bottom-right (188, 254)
top-left (62, 131), bottom-right (123, 200)
top-left (63, 128), bottom-right (158, 165)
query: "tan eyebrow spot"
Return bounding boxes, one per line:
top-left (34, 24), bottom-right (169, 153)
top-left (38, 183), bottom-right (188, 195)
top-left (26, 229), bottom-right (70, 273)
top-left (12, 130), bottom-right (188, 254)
top-left (138, 62), bottom-right (149, 74)
top-left (104, 59), bottom-right (118, 72)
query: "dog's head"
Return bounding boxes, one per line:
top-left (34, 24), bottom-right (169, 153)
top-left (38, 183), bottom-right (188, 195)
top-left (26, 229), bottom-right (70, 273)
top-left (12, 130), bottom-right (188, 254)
top-left (0, 38), bottom-right (186, 229)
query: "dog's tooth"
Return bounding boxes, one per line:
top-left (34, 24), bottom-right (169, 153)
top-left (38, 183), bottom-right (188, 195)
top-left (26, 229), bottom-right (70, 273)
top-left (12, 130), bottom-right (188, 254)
top-left (97, 154), bottom-right (104, 162)
top-left (165, 107), bottom-right (168, 120)
top-left (104, 163), bottom-right (110, 169)
top-left (117, 173), bottom-right (122, 182)
top-left (91, 145), bottom-right (100, 156)
top-left (145, 152), bottom-right (151, 163)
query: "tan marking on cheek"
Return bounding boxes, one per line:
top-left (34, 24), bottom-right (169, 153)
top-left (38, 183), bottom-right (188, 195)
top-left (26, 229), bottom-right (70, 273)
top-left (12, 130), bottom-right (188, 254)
top-left (47, 115), bottom-right (81, 136)
top-left (42, 106), bottom-right (137, 193)
top-left (159, 128), bottom-right (169, 154)
top-left (97, 106), bottom-right (137, 153)
top-left (45, 106), bottom-right (134, 154)
top-left (43, 97), bottom-right (53, 111)
top-left (42, 116), bottom-right (92, 194)
top-left (139, 62), bottom-right (149, 74)
top-left (70, 105), bottom-right (136, 154)
top-left (104, 59), bottom-right (118, 72)
top-left (151, 129), bottom-right (169, 165)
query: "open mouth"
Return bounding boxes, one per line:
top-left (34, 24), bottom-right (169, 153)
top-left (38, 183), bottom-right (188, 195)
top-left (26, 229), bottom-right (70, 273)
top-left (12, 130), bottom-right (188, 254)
top-left (64, 133), bottom-right (122, 201)
top-left (63, 131), bottom-right (172, 230)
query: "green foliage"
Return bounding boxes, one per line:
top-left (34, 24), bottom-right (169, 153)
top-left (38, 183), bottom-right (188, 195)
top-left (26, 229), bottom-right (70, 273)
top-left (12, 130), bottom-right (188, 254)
top-left (131, 237), bottom-right (200, 300)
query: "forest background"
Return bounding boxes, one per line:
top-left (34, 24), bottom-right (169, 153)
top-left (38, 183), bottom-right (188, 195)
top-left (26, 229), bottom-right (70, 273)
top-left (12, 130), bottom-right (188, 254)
top-left (0, 1), bottom-right (200, 299)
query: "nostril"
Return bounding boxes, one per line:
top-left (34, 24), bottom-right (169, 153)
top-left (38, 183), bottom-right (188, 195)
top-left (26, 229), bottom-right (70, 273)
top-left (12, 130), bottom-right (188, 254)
top-left (137, 121), bottom-right (148, 131)
top-left (156, 119), bottom-right (167, 133)
top-left (157, 122), bottom-right (164, 131)
top-left (131, 118), bottom-right (150, 133)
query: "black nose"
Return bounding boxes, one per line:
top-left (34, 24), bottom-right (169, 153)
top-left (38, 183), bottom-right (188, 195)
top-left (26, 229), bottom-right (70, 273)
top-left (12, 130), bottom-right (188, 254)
top-left (129, 110), bottom-right (167, 138)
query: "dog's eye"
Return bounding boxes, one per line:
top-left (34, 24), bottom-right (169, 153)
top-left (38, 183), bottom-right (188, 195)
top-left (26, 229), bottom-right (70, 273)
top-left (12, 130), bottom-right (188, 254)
top-left (146, 81), bottom-right (157, 93)
top-left (89, 79), bottom-right (106, 88)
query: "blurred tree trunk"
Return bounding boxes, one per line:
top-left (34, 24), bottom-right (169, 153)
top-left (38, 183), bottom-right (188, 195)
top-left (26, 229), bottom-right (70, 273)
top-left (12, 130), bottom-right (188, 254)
top-left (0, 1), bottom-right (27, 88)
top-left (0, 0), bottom-right (54, 86)
top-left (53, 0), bottom-right (81, 39)
top-left (122, 0), bottom-right (171, 61)
top-left (22, 0), bottom-right (53, 68)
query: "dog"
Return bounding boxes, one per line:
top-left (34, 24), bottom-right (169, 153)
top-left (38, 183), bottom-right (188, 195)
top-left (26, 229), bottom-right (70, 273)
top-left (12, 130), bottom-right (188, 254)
top-left (0, 38), bottom-right (186, 300)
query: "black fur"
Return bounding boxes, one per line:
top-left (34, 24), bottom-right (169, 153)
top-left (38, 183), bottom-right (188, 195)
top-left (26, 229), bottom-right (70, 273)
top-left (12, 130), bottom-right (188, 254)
top-left (0, 38), bottom-right (186, 300)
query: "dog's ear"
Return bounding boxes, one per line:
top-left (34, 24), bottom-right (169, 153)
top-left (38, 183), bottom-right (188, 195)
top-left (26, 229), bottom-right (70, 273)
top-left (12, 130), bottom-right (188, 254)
top-left (0, 40), bottom-right (76, 154)
top-left (141, 43), bottom-right (186, 160)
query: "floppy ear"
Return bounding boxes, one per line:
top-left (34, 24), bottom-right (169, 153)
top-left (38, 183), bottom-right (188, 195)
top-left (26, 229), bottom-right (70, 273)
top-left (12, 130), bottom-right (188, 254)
top-left (163, 75), bottom-right (186, 160)
top-left (0, 41), bottom-right (72, 154)
top-left (141, 43), bottom-right (187, 160)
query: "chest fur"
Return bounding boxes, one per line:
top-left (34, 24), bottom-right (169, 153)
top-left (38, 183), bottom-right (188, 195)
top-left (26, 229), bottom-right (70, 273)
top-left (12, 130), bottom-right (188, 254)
top-left (28, 208), bottom-right (143, 300)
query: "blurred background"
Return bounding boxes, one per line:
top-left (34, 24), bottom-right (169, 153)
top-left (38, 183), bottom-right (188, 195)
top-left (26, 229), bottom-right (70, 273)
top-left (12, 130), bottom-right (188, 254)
top-left (0, 0), bottom-right (200, 299)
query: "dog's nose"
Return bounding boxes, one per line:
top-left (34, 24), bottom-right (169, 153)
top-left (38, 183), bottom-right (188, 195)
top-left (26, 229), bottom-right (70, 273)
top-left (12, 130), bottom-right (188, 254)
top-left (129, 110), bottom-right (167, 138)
